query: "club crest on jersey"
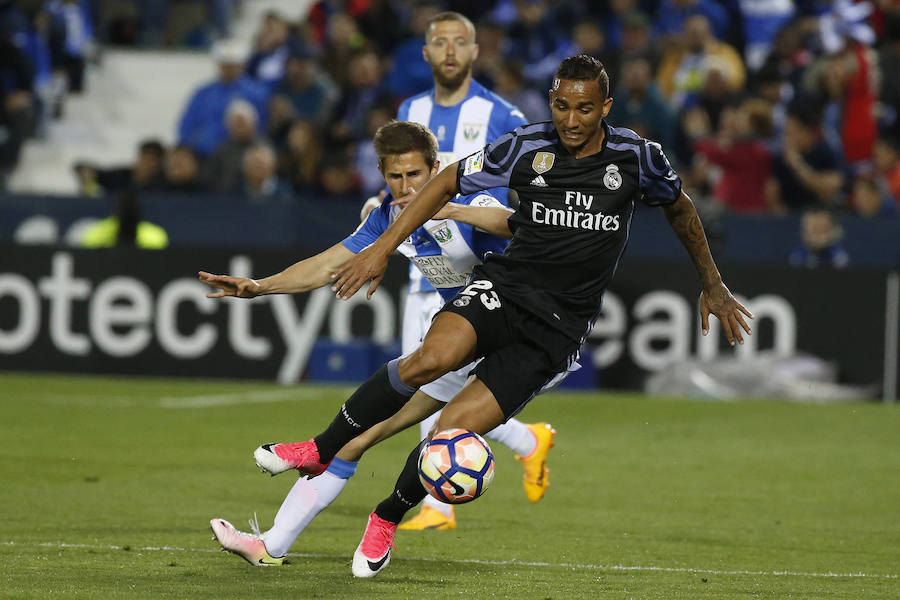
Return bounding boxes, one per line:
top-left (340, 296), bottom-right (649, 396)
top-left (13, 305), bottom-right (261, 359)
top-left (462, 123), bottom-right (482, 141)
top-left (428, 223), bottom-right (453, 244)
top-left (532, 151), bottom-right (555, 174)
top-left (453, 296), bottom-right (471, 307)
top-left (603, 164), bottom-right (622, 190)
top-left (436, 125), bottom-right (446, 141)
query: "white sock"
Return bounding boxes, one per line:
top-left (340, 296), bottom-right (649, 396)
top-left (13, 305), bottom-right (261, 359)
top-left (484, 418), bottom-right (536, 457)
top-left (262, 458), bottom-right (357, 557)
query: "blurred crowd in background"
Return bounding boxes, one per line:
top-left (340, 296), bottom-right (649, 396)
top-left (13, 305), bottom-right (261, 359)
top-left (1, 0), bottom-right (899, 256)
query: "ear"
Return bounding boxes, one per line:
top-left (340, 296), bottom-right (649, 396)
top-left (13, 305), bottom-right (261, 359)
top-left (601, 96), bottom-right (614, 118)
top-left (431, 161), bottom-right (440, 177)
top-left (422, 45), bottom-right (430, 64)
top-left (471, 43), bottom-right (480, 62)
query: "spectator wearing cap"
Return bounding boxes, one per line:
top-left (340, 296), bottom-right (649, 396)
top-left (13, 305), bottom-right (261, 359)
top-left (272, 43), bottom-right (338, 125)
top-left (177, 39), bottom-right (269, 157)
top-left (766, 109), bottom-right (845, 213)
top-left (203, 99), bottom-right (261, 194)
top-left (656, 14), bottom-right (745, 110)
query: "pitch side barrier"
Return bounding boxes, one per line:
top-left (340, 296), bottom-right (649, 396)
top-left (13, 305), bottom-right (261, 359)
top-left (0, 245), bottom-right (896, 402)
top-left (2, 193), bottom-right (899, 266)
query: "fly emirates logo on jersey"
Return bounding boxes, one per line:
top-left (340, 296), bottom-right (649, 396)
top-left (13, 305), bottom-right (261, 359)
top-left (531, 190), bottom-right (621, 232)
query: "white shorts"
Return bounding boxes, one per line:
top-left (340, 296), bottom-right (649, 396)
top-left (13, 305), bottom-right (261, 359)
top-left (401, 289), bottom-right (473, 404)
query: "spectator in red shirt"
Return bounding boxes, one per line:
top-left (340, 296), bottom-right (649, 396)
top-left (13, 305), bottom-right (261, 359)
top-left (693, 98), bottom-right (774, 213)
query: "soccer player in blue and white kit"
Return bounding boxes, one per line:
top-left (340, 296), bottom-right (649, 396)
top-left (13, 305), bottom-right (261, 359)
top-left (204, 120), bottom-right (551, 566)
top-left (390, 11), bottom-right (556, 530)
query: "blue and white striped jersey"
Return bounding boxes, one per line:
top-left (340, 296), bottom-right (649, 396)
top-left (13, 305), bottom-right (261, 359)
top-left (397, 79), bottom-right (527, 293)
top-left (342, 188), bottom-right (511, 302)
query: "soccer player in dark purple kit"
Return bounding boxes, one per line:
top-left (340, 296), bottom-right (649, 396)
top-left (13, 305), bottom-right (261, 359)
top-left (259, 55), bottom-right (753, 577)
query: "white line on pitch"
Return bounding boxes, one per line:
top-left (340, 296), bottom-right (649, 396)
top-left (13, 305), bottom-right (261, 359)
top-left (2, 541), bottom-right (896, 580)
top-left (158, 388), bottom-right (328, 408)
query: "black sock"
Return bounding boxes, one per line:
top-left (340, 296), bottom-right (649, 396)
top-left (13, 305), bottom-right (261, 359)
top-left (374, 440), bottom-right (429, 524)
top-left (314, 361), bottom-right (414, 463)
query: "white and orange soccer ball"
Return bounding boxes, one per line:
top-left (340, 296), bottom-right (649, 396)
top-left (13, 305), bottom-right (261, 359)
top-left (418, 428), bottom-right (495, 504)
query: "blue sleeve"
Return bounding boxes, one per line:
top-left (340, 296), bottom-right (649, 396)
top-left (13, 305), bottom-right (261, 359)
top-left (506, 106), bottom-right (528, 131)
top-left (341, 198), bottom-right (391, 253)
top-left (178, 86), bottom-right (205, 145)
top-left (639, 140), bottom-right (682, 206)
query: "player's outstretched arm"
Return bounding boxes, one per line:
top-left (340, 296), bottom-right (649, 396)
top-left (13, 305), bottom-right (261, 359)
top-left (661, 191), bottom-right (753, 346)
top-left (433, 203), bottom-right (514, 239)
top-left (331, 163), bottom-right (461, 300)
top-left (199, 243), bottom-right (356, 299)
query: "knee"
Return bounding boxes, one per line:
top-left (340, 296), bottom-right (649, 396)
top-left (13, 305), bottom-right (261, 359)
top-left (401, 346), bottom-right (454, 384)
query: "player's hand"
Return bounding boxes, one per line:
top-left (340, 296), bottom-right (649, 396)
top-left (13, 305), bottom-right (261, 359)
top-left (198, 271), bottom-right (261, 299)
top-left (700, 282), bottom-right (753, 346)
top-left (330, 245), bottom-right (389, 300)
top-left (389, 186), bottom-right (417, 209)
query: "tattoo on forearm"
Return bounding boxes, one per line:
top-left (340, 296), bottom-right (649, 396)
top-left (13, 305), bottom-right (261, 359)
top-left (664, 200), bottom-right (721, 287)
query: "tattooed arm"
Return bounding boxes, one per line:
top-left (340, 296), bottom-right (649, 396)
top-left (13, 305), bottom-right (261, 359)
top-left (662, 191), bottom-right (753, 345)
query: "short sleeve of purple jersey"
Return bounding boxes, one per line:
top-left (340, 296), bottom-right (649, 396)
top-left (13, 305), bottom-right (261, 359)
top-left (639, 140), bottom-right (682, 206)
top-left (342, 198), bottom-right (391, 253)
top-left (456, 129), bottom-right (518, 195)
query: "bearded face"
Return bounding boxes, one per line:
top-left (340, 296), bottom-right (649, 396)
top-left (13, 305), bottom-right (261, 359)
top-left (423, 19), bottom-right (478, 92)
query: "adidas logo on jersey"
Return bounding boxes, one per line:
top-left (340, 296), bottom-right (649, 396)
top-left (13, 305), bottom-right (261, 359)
top-left (530, 175), bottom-right (548, 187)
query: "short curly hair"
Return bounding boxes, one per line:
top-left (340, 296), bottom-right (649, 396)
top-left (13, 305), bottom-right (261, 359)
top-left (554, 54), bottom-right (610, 100)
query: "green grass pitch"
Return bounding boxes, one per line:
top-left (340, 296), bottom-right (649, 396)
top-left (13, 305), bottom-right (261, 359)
top-left (1, 373), bottom-right (898, 599)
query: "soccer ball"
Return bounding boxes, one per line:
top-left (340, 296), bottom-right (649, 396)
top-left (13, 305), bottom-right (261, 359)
top-left (418, 428), bottom-right (495, 504)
